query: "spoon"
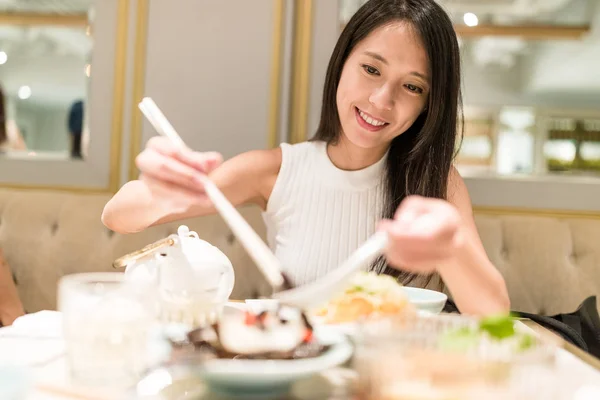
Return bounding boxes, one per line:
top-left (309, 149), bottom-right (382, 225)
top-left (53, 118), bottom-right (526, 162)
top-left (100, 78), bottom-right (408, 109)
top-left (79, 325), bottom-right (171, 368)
top-left (138, 97), bottom-right (390, 311)
top-left (272, 230), bottom-right (389, 310)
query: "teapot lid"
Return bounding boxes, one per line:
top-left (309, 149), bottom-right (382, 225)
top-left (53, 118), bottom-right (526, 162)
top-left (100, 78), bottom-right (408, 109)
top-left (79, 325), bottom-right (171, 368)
top-left (175, 225), bottom-right (232, 267)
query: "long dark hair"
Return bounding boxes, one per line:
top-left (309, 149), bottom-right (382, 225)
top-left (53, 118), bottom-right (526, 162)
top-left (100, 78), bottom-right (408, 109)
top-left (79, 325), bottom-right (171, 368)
top-left (312, 0), bottom-right (463, 288)
top-left (0, 84), bottom-right (7, 145)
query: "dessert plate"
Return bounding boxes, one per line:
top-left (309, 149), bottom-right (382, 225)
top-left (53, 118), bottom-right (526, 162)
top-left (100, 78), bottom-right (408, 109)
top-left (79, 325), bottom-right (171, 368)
top-left (164, 302), bottom-right (353, 399)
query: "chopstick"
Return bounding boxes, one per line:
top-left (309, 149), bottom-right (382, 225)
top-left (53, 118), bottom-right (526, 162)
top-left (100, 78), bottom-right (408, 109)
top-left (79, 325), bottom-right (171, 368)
top-left (35, 383), bottom-right (117, 400)
top-left (138, 97), bottom-right (285, 290)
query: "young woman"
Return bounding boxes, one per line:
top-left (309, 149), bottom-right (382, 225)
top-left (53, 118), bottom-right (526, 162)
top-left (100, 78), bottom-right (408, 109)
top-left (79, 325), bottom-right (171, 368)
top-left (102, 0), bottom-right (509, 315)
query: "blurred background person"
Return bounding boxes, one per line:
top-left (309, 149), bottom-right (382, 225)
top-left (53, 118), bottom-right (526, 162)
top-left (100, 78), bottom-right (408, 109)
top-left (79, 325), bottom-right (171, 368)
top-left (0, 247), bottom-right (25, 326)
top-left (0, 84), bottom-right (26, 153)
top-left (67, 99), bottom-right (84, 159)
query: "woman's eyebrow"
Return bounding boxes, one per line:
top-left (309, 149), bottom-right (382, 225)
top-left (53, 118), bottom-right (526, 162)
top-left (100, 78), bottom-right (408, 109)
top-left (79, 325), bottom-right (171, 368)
top-left (363, 51), bottom-right (429, 81)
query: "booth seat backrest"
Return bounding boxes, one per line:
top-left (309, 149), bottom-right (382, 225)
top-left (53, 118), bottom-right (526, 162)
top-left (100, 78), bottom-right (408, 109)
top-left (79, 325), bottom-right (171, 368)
top-left (0, 189), bottom-right (271, 313)
top-left (1, 188), bottom-right (598, 316)
top-left (474, 214), bottom-right (600, 315)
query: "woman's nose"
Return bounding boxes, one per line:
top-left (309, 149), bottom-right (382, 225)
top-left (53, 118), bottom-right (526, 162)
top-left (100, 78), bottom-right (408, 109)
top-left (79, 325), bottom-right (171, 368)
top-left (368, 85), bottom-right (394, 111)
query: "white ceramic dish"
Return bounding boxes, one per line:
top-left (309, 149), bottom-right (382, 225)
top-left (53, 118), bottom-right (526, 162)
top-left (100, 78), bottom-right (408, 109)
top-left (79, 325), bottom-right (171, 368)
top-left (195, 327), bottom-right (352, 398)
top-left (402, 287), bottom-right (448, 314)
top-left (239, 286), bottom-right (447, 339)
top-left (243, 286), bottom-right (447, 315)
top-left (179, 302), bottom-right (353, 399)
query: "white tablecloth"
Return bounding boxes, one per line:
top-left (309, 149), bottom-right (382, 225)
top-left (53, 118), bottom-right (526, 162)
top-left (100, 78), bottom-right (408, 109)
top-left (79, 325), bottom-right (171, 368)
top-left (1, 311), bottom-right (600, 400)
top-left (0, 311), bottom-right (354, 400)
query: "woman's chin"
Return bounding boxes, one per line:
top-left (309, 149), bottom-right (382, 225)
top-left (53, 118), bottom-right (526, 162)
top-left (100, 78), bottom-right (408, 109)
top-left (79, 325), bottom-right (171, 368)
top-left (343, 130), bottom-right (388, 151)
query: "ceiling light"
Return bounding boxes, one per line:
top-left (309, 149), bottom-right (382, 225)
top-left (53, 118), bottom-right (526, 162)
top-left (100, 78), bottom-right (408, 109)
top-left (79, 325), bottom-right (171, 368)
top-left (464, 12), bottom-right (479, 27)
top-left (0, 51), bottom-right (7, 65)
top-left (85, 64), bottom-right (91, 77)
top-left (18, 86), bottom-right (31, 100)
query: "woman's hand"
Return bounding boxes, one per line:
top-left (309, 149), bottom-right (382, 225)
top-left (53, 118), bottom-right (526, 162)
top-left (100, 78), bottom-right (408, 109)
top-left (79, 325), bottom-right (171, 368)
top-left (135, 136), bottom-right (223, 213)
top-left (379, 195), bottom-right (464, 274)
top-left (0, 306), bottom-right (24, 327)
top-left (102, 137), bottom-right (280, 234)
top-left (380, 174), bottom-right (510, 315)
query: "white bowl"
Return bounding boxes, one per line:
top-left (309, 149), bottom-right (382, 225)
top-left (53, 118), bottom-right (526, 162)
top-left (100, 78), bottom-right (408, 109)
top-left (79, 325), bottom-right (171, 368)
top-left (241, 286), bottom-right (448, 316)
top-left (403, 287), bottom-right (448, 314)
top-left (239, 288), bottom-right (448, 340)
top-left (190, 327), bottom-right (353, 398)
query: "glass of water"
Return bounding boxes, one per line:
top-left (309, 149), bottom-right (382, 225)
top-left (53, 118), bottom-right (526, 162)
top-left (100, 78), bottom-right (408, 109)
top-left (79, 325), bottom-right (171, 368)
top-left (58, 272), bottom-right (155, 388)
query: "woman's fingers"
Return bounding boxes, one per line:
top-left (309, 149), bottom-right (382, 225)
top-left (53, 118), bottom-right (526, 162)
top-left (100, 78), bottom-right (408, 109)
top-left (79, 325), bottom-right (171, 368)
top-left (380, 195), bottom-right (464, 271)
top-left (136, 149), bottom-right (205, 192)
top-left (146, 136), bottom-right (223, 173)
top-left (136, 137), bottom-right (224, 192)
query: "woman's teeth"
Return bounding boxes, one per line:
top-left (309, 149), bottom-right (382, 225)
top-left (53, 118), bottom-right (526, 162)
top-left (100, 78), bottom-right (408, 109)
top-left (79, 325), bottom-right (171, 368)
top-left (358, 109), bottom-right (386, 127)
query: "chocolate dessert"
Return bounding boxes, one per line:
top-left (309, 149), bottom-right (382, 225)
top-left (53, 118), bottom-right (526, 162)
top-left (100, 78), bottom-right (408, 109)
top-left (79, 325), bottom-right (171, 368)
top-left (169, 303), bottom-right (329, 362)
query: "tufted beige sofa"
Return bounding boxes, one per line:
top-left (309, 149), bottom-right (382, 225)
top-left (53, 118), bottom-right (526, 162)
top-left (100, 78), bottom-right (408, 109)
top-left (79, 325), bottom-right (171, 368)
top-left (474, 214), bottom-right (600, 316)
top-left (0, 188), bottom-right (598, 316)
top-left (0, 188), bottom-right (275, 314)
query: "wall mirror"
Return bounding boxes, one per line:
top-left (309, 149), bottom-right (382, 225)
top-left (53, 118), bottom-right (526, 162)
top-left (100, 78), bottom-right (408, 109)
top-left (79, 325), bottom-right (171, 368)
top-left (0, 0), bottom-right (129, 192)
top-left (0, 0), bottom-right (92, 160)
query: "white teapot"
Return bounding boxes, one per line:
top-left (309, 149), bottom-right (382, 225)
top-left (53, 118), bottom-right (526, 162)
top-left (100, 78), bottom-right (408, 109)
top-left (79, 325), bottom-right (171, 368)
top-left (118, 225), bottom-right (235, 326)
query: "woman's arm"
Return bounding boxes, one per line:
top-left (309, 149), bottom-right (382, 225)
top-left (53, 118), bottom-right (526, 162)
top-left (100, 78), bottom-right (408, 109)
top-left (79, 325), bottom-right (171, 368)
top-left (0, 248), bottom-right (25, 326)
top-left (101, 142), bottom-right (281, 234)
top-left (438, 168), bottom-right (510, 315)
top-left (381, 168), bottom-right (509, 316)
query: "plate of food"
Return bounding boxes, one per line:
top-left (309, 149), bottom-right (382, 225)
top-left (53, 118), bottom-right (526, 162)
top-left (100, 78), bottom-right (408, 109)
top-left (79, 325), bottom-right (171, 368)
top-left (165, 302), bottom-right (353, 399)
top-left (311, 272), bottom-right (447, 327)
top-left (238, 272), bottom-right (448, 337)
top-left (353, 313), bottom-right (558, 400)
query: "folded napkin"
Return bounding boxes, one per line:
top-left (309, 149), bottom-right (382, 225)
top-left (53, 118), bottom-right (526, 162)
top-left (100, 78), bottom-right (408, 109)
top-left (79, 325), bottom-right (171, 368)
top-left (0, 310), bottom-right (65, 367)
top-left (10, 310), bottom-right (63, 338)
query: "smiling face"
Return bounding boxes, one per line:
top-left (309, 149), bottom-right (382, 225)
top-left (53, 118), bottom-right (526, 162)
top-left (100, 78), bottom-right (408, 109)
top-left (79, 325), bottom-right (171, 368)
top-left (336, 21), bottom-right (430, 153)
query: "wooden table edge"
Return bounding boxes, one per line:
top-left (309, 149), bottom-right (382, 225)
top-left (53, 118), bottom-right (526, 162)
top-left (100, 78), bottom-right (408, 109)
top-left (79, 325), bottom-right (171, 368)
top-left (521, 319), bottom-right (600, 371)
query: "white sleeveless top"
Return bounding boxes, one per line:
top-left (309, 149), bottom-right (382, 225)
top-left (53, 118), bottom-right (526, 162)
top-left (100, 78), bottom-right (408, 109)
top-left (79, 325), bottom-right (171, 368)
top-left (262, 140), bottom-right (386, 286)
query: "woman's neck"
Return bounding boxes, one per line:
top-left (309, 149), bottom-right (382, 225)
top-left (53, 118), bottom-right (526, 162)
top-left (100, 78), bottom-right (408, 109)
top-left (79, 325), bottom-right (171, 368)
top-left (326, 136), bottom-right (389, 171)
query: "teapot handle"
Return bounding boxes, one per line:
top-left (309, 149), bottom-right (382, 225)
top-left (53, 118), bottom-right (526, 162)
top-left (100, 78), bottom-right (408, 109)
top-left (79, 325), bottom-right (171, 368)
top-left (218, 262), bottom-right (236, 300)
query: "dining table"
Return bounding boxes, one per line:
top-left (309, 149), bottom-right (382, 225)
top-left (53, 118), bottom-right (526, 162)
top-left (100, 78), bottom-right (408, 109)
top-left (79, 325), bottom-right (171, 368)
top-left (1, 309), bottom-right (600, 400)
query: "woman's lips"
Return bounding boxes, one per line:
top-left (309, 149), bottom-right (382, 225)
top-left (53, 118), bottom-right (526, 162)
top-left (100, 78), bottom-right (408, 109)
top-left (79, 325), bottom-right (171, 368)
top-left (355, 107), bottom-right (389, 132)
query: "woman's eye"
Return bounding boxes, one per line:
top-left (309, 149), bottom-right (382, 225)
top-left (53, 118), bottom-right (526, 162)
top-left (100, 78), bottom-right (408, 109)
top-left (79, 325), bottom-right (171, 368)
top-left (405, 84), bottom-right (424, 94)
top-left (362, 64), bottom-right (380, 76)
